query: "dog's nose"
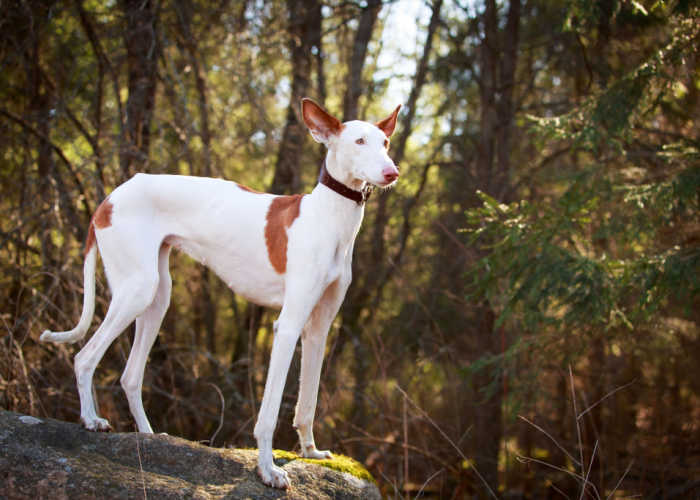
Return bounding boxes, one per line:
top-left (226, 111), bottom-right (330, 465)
top-left (382, 166), bottom-right (399, 183)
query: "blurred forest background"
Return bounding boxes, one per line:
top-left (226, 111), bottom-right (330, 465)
top-left (1, 0), bottom-right (698, 497)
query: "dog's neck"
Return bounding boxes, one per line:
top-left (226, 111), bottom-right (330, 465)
top-left (318, 160), bottom-right (372, 205)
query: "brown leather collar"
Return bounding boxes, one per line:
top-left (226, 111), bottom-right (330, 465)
top-left (318, 161), bottom-right (372, 204)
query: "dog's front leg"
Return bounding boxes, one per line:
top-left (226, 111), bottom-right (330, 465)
top-left (295, 330), bottom-right (332, 460)
top-left (254, 318), bottom-right (299, 488)
top-left (254, 290), bottom-right (319, 489)
top-left (294, 278), bottom-right (348, 460)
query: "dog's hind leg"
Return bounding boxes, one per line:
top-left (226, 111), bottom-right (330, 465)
top-left (74, 263), bottom-right (160, 431)
top-left (120, 243), bottom-right (172, 433)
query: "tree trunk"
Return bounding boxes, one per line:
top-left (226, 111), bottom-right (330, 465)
top-left (469, 1), bottom-right (521, 493)
top-left (494, 0), bottom-right (520, 200)
top-left (176, 0), bottom-right (214, 178)
top-left (342, 0), bottom-right (382, 121)
top-left (471, 304), bottom-right (502, 495)
top-left (74, 0), bottom-right (109, 201)
top-left (30, 36), bottom-right (58, 291)
top-left (119, 0), bottom-right (159, 180)
top-left (312, 0), bottom-right (326, 106)
top-left (269, 0), bottom-right (321, 195)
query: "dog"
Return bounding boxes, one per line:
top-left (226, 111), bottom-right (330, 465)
top-left (40, 98), bottom-right (401, 488)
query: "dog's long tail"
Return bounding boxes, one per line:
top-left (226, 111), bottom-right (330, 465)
top-left (40, 241), bottom-right (97, 344)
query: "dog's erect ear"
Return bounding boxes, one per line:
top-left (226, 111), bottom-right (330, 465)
top-left (301, 98), bottom-right (343, 144)
top-left (376, 104), bottom-right (401, 137)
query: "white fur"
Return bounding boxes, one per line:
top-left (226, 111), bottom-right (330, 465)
top-left (40, 99), bottom-right (400, 489)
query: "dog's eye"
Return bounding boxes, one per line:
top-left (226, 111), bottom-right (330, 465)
top-left (355, 138), bottom-right (365, 145)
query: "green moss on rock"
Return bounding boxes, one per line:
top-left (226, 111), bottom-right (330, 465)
top-left (273, 450), bottom-right (375, 483)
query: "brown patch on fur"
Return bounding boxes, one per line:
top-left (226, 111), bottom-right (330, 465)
top-left (84, 199), bottom-right (113, 255)
top-left (237, 183), bottom-right (263, 194)
top-left (265, 195), bottom-right (304, 274)
top-left (94, 199), bottom-right (113, 229)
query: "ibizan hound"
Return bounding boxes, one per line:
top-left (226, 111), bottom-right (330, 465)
top-left (40, 98), bottom-right (401, 489)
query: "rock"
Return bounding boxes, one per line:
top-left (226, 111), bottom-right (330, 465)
top-left (0, 409), bottom-right (380, 499)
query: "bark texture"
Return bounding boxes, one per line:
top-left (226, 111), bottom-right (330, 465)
top-left (269, 0), bottom-right (322, 195)
top-left (119, 0), bottom-right (159, 179)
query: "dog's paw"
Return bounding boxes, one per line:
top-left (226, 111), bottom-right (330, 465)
top-left (302, 444), bottom-right (333, 460)
top-left (257, 463), bottom-right (290, 489)
top-left (81, 416), bottom-right (112, 432)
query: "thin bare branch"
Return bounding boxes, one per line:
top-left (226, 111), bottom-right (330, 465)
top-left (606, 461), bottom-right (634, 500)
top-left (580, 439), bottom-right (600, 500)
top-left (414, 468), bottom-right (443, 499)
top-left (569, 366), bottom-right (585, 482)
top-left (207, 382), bottom-right (225, 447)
top-left (577, 379), bottom-right (636, 421)
top-left (518, 415), bottom-right (581, 467)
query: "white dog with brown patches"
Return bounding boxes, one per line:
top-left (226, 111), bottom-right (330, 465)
top-left (40, 98), bottom-right (400, 489)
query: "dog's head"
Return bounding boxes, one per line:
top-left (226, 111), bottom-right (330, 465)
top-left (301, 98), bottom-right (401, 189)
